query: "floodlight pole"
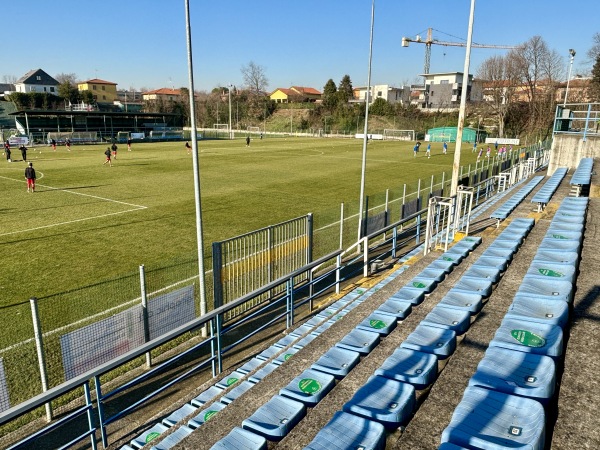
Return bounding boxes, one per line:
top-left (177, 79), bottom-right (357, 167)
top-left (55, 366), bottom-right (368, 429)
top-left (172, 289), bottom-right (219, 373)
top-left (450, 0), bottom-right (476, 197)
top-left (228, 84), bottom-right (233, 139)
top-left (358, 0), bottom-right (375, 242)
top-left (563, 49), bottom-right (576, 106)
top-left (184, 0), bottom-right (208, 334)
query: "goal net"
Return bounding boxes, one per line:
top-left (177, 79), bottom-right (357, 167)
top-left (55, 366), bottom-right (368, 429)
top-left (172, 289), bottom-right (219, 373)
top-left (213, 124), bottom-right (229, 130)
top-left (383, 129), bottom-right (415, 141)
top-left (247, 126), bottom-right (261, 134)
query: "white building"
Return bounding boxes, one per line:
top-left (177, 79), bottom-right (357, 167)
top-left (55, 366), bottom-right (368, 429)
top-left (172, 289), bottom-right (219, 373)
top-left (417, 72), bottom-right (483, 110)
top-left (14, 69), bottom-right (60, 94)
top-left (353, 84), bottom-right (410, 105)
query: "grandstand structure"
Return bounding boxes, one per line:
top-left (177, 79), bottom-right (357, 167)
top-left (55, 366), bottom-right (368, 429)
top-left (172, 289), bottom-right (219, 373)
top-left (6, 109), bottom-right (183, 143)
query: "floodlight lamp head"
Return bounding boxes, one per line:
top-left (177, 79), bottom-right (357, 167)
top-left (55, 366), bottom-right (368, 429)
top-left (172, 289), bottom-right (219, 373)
top-left (569, 49), bottom-right (576, 57)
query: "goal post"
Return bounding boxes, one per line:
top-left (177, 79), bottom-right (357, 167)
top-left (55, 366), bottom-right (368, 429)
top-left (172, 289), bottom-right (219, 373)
top-left (383, 129), bottom-right (415, 141)
top-left (213, 124), bottom-right (229, 130)
top-left (246, 126), bottom-right (261, 135)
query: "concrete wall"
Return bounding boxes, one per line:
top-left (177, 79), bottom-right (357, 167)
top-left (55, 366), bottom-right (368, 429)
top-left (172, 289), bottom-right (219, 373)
top-left (549, 133), bottom-right (600, 174)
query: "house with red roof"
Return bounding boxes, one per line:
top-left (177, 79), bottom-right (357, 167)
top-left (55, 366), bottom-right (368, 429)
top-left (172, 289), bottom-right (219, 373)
top-left (270, 86), bottom-right (321, 103)
top-left (77, 78), bottom-right (118, 102)
top-left (142, 88), bottom-right (183, 102)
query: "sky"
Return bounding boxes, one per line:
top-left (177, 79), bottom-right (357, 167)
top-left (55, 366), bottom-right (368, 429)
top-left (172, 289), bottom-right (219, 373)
top-left (2, 0), bottom-right (599, 93)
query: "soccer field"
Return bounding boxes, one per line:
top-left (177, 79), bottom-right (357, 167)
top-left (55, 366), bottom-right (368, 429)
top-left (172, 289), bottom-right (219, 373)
top-left (0, 137), bottom-right (478, 340)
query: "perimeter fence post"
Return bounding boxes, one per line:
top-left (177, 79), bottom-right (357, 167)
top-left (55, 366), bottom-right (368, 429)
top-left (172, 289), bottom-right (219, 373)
top-left (29, 297), bottom-right (53, 421)
top-left (139, 265), bottom-right (152, 368)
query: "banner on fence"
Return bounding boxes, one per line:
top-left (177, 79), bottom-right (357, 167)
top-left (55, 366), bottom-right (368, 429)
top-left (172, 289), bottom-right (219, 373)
top-left (148, 285), bottom-right (195, 340)
top-left (0, 358), bottom-right (10, 412)
top-left (60, 306), bottom-right (145, 380)
top-left (60, 284), bottom-right (196, 380)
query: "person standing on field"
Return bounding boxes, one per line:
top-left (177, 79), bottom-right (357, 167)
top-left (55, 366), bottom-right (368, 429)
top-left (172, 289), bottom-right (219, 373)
top-left (426, 143), bottom-right (431, 159)
top-left (127, 137), bottom-right (132, 151)
top-left (443, 141), bottom-right (448, 154)
top-left (103, 147), bottom-right (112, 166)
top-left (51, 138), bottom-right (56, 151)
top-left (111, 142), bottom-right (118, 159)
top-left (25, 162), bottom-right (36, 192)
top-left (65, 138), bottom-right (71, 151)
top-left (185, 141), bottom-right (192, 155)
top-left (20, 144), bottom-right (27, 161)
top-left (246, 136), bottom-right (250, 147)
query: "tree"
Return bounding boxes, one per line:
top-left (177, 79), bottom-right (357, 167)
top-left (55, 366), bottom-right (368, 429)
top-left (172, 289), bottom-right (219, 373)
top-left (590, 55), bottom-right (600, 102)
top-left (370, 98), bottom-right (393, 116)
top-left (587, 32), bottom-right (600, 66)
top-left (2, 75), bottom-right (17, 84)
top-left (338, 75), bottom-right (353, 103)
top-left (322, 79), bottom-right (338, 109)
top-left (55, 73), bottom-right (78, 85)
top-left (241, 61), bottom-right (269, 95)
top-left (56, 72), bottom-right (80, 106)
top-left (477, 54), bottom-right (516, 137)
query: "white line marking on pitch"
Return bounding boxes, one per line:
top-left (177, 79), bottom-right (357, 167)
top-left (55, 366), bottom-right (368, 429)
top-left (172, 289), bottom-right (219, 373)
top-left (0, 175), bottom-right (148, 236)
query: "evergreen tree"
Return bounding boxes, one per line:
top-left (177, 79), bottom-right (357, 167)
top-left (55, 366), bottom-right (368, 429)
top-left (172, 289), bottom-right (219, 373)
top-left (322, 79), bottom-right (338, 109)
top-left (338, 75), bottom-right (353, 103)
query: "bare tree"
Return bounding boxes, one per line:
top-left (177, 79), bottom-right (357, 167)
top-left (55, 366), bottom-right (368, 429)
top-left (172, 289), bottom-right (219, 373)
top-left (55, 73), bottom-right (79, 84)
top-left (477, 55), bottom-right (515, 137)
top-left (241, 61), bottom-right (269, 95)
top-left (2, 75), bottom-right (17, 84)
top-left (586, 32), bottom-right (600, 66)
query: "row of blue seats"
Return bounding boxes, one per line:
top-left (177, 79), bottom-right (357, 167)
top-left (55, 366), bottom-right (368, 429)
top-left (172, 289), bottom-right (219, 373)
top-left (490, 176), bottom-right (543, 221)
top-left (209, 238), bottom-right (485, 449)
top-left (531, 167), bottom-right (568, 210)
top-left (303, 219), bottom-right (537, 449)
top-left (123, 256), bottom-right (420, 449)
top-left (570, 157), bottom-right (593, 186)
top-left (440, 197), bottom-right (588, 450)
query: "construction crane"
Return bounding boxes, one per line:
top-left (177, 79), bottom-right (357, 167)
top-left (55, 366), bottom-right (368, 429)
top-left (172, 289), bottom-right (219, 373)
top-left (401, 28), bottom-right (518, 74)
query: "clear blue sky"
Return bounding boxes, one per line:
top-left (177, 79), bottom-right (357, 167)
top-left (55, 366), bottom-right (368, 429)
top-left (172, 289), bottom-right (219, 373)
top-left (3, 0), bottom-right (599, 93)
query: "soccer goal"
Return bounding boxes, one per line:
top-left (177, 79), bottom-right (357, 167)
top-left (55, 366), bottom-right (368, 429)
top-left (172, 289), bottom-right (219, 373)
top-left (213, 124), bottom-right (229, 130)
top-left (247, 126), bottom-right (261, 135)
top-left (383, 129), bottom-right (415, 141)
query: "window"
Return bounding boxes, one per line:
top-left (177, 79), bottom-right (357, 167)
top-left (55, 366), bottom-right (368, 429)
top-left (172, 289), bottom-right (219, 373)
top-left (440, 80), bottom-right (449, 84)
top-left (377, 91), bottom-right (382, 97)
top-left (44, 87), bottom-right (47, 92)
top-left (50, 87), bottom-right (55, 92)
top-left (93, 85), bottom-right (97, 90)
top-left (36, 76), bottom-right (41, 81)
top-left (102, 95), bottom-right (106, 100)
top-left (101, 86), bottom-right (105, 91)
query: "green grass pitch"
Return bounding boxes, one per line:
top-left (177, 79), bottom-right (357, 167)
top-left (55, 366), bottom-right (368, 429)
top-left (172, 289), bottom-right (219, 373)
top-left (0, 137), bottom-right (479, 344)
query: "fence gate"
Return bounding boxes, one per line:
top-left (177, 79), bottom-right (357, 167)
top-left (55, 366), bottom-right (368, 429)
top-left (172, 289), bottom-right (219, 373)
top-left (454, 187), bottom-right (474, 237)
top-left (424, 196), bottom-right (454, 254)
top-left (212, 214), bottom-right (312, 320)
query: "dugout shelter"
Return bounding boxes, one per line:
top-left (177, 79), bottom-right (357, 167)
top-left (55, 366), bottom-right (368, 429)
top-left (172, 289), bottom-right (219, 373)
top-left (426, 126), bottom-right (486, 143)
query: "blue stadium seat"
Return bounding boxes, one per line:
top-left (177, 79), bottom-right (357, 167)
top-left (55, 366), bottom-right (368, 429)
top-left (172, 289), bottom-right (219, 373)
top-left (451, 276), bottom-right (493, 299)
top-left (290, 323), bottom-right (316, 338)
top-left (488, 239), bottom-right (521, 253)
top-left (389, 286), bottom-right (426, 305)
top-left (304, 411), bottom-right (386, 450)
top-left (342, 375), bottom-right (415, 428)
top-left (525, 261), bottom-right (577, 284)
top-left (248, 362), bottom-right (279, 384)
top-left (463, 265), bottom-right (502, 284)
top-left (215, 370), bottom-right (246, 389)
top-left (161, 403), bottom-right (197, 427)
top-left (438, 442), bottom-right (470, 450)
top-left (401, 324), bottom-right (457, 359)
top-left (437, 290), bottom-right (483, 315)
top-left (518, 275), bottom-right (573, 303)
top-left (336, 329), bottom-right (380, 355)
top-left (274, 347), bottom-right (300, 366)
top-left (190, 385), bottom-right (224, 407)
top-left (256, 345), bottom-right (283, 362)
top-left (221, 380), bottom-right (254, 404)
top-left (418, 267), bottom-right (447, 283)
top-left (130, 423), bottom-right (169, 448)
top-left (376, 298), bottom-right (412, 319)
top-left (375, 348), bottom-right (438, 389)
top-left (407, 276), bottom-right (439, 294)
top-left (489, 318), bottom-right (564, 358)
top-left (468, 346), bottom-right (556, 404)
top-left (421, 306), bottom-right (471, 335)
top-left (242, 394), bottom-right (306, 441)
top-left (187, 401), bottom-right (227, 429)
top-left (506, 294), bottom-right (569, 329)
top-left (279, 369), bottom-right (336, 406)
top-left (238, 358), bottom-right (264, 375)
top-left (533, 249), bottom-right (579, 267)
top-left (428, 258), bottom-right (456, 274)
top-left (538, 238), bottom-right (581, 253)
top-left (311, 346), bottom-right (361, 379)
top-left (441, 386), bottom-right (545, 450)
top-left (481, 246), bottom-right (514, 262)
top-left (474, 255), bottom-right (509, 272)
top-left (210, 427), bottom-right (267, 450)
top-left (293, 333), bottom-right (319, 349)
top-left (150, 425), bottom-right (193, 450)
top-left (357, 311), bottom-right (397, 336)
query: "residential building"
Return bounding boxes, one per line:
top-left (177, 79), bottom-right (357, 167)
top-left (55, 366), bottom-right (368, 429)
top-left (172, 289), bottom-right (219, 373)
top-left (142, 88), bottom-right (182, 102)
top-left (269, 86), bottom-right (321, 103)
top-left (352, 84), bottom-right (409, 105)
top-left (418, 72), bottom-right (483, 110)
top-left (14, 69), bottom-right (59, 94)
top-left (78, 79), bottom-right (118, 103)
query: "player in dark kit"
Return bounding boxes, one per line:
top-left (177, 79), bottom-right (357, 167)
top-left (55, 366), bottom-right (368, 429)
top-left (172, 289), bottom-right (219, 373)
top-left (25, 162), bottom-right (36, 192)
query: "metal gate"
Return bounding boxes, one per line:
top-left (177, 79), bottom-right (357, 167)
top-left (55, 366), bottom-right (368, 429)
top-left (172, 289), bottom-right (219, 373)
top-left (212, 214), bottom-right (313, 320)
